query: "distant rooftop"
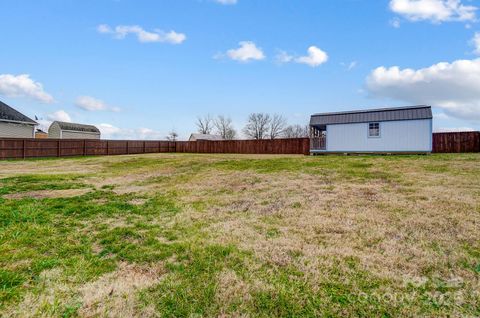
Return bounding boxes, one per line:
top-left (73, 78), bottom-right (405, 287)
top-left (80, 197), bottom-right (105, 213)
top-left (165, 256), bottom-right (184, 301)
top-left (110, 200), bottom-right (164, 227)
top-left (53, 121), bottom-right (100, 133)
top-left (189, 133), bottom-right (224, 141)
top-left (0, 100), bottom-right (37, 124)
top-left (310, 105), bottom-right (432, 126)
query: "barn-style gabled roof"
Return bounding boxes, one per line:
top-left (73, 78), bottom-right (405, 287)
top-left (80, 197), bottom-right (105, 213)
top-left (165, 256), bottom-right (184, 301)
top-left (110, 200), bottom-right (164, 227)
top-left (0, 100), bottom-right (37, 124)
top-left (310, 105), bottom-right (432, 126)
top-left (53, 121), bottom-right (100, 133)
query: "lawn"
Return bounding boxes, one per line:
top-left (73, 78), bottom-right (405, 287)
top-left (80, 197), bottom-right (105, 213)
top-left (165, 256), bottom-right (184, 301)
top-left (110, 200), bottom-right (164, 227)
top-left (0, 153), bottom-right (479, 317)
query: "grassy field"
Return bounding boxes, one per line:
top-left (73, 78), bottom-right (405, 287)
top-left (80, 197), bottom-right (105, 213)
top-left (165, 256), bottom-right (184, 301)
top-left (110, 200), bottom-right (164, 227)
top-left (0, 153), bottom-right (479, 317)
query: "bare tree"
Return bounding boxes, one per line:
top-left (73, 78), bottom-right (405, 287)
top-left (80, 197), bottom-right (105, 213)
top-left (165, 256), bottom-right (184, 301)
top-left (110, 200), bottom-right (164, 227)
top-left (269, 114), bottom-right (287, 139)
top-left (283, 124), bottom-right (309, 138)
top-left (214, 115), bottom-right (237, 140)
top-left (196, 115), bottom-right (213, 134)
top-left (166, 130), bottom-right (178, 141)
top-left (243, 113), bottom-right (271, 139)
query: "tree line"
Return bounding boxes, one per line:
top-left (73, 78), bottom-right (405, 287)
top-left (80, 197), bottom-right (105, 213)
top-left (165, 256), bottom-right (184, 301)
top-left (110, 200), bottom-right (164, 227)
top-left (165, 113), bottom-right (309, 141)
top-left (195, 113), bottom-right (308, 140)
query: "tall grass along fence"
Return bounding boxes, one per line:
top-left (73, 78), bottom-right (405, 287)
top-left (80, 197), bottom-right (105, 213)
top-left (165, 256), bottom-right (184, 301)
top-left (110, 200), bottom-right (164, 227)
top-left (432, 131), bottom-right (480, 153)
top-left (0, 138), bottom-right (310, 159)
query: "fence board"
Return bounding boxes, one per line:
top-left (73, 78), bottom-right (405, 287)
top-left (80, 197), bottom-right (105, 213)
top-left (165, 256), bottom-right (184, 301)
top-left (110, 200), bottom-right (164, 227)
top-left (432, 132), bottom-right (480, 153)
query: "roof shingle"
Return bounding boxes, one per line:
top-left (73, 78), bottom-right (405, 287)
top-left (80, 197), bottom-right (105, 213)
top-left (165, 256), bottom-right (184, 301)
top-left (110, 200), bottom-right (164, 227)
top-left (0, 100), bottom-right (37, 124)
top-left (54, 121), bottom-right (100, 133)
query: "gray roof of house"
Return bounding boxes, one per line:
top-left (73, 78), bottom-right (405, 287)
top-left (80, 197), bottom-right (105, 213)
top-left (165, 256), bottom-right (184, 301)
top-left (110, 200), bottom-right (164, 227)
top-left (0, 100), bottom-right (37, 124)
top-left (310, 105), bottom-right (432, 126)
top-left (189, 133), bottom-right (224, 141)
top-left (54, 121), bottom-right (100, 133)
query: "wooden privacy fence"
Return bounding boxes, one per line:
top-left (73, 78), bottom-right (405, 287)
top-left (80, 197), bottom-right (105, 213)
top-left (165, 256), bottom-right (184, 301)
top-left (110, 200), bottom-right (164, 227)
top-left (432, 131), bottom-right (480, 153)
top-left (1, 133), bottom-right (478, 159)
top-left (0, 138), bottom-right (310, 159)
top-left (175, 138), bottom-right (310, 155)
top-left (0, 139), bottom-right (176, 159)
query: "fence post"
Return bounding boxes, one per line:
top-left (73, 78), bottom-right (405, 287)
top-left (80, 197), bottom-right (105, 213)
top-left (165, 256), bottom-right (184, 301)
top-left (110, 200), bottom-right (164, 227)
top-left (57, 140), bottom-right (60, 157)
top-left (106, 140), bottom-right (109, 155)
top-left (126, 141), bottom-right (129, 154)
top-left (22, 139), bottom-right (26, 159)
top-left (83, 139), bottom-right (87, 156)
top-left (143, 141), bottom-right (146, 154)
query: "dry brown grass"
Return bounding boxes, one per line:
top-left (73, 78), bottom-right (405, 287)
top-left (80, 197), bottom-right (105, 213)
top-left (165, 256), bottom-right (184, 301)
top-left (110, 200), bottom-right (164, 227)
top-left (166, 159), bottom-right (480, 291)
top-left (1, 153), bottom-right (479, 317)
top-left (3, 188), bottom-right (91, 199)
top-left (79, 262), bottom-right (164, 318)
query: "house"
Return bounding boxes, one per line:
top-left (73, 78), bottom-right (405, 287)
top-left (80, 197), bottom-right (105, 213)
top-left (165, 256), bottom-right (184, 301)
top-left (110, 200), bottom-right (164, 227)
top-left (0, 101), bottom-right (37, 138)
top-left (310, 105), bottom-right (432, 154)
top-left (35, 129), bottom-right (48, 139)
top-left (48, 121), bottom-right (101, 139)
top-left (188, 133), bottom-right (224, 141)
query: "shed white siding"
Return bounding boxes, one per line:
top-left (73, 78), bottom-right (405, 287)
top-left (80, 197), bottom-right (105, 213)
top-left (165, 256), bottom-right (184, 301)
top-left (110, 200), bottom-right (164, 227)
top-left (48, 122), bottom-right (61, 138)
top-left (48, 122), bottom-right (100, 139)
top-left (326, 119), bottom-right (432, 152)
top-left (61, 130), bottom-right (100, 139)
top-left (0, 121), bottom-right (35, 138)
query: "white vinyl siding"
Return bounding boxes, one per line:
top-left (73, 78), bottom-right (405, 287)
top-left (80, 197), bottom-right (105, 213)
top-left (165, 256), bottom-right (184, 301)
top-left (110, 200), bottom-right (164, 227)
top-left (326, 119), bottom-right (432, 152)
top-left (48, 122), bottom-right (61, 138)
top-left (61, 130), bottom-right (100, 139)
top-left (0, 121), bottom-right (35, 138)
top-left (48, 122), bottom-right (100, 139)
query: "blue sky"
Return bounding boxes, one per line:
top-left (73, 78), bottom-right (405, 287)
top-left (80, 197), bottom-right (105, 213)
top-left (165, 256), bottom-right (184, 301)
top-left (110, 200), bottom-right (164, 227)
top-left (1, 0), bottom-right (479, 139)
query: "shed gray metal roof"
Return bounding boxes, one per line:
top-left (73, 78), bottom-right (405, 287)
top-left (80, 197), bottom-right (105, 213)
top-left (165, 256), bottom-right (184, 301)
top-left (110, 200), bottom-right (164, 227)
top-left (189, 133), bottom-right (224, 141)
top-left (0, 100), bottom-right (37, 124)
top-left (53, 121), bottom-right (100, 133)
top-left (310, 105), bottom-right (432, 126)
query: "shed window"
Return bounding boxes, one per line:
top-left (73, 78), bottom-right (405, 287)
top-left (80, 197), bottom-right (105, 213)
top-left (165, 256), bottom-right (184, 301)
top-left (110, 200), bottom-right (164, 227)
top-left (368, 122), bottom-right (380, 137)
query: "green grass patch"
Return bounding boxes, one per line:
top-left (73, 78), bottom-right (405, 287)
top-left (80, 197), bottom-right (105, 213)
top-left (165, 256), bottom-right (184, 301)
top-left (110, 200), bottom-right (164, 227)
top-left (0, 174), bottom-right (88, 195)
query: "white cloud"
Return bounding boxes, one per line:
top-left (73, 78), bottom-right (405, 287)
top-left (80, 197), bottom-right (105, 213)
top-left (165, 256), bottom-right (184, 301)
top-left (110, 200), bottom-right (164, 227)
top-left (341, 61), bottom-right (357, 70)
top-left (434, 112), bottom-right (450, 119)
top-left (98, 123), bottom-right (166, 140)
top-left (36, 110), bottom-right (73, 131)
top-left (366, 58), bottom-right (480, 121)
top-left (390, 17), bottom-right (402, 28)
top-left (0, 74), bottom-right (54, 103)
top-left (47, 110), bottom-right (72, 122)
top-left (97, 123), bottom-right (122, 137)
top-left (97, 24), bottom-right (111, 34)
top-left (347, 61), bottom-right (357, 70)
top-left (226, 41), bottom-right (265, 62)
top-left (295, 46), bottom-right (328, 67)
top-left (75, 96), bottom-right (120, 112)
top-left (389, 0), bottom-right (477, 23)
top-left (472, 32), bottom-right (480, 55)
top-left (97, 24), bottom-right (186, 44)
top-left (435, 126), bottom-right (475, 132)
top-left (276, 46), bottom-right (329, 68)
top-left (275, 51), bottom-right (294, 63)
top-left (214, 0), bottom-right (237, 4)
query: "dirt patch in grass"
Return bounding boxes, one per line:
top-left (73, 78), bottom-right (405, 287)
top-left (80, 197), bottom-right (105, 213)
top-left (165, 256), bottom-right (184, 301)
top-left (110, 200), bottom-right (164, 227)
top-left (9, 268), bottom-right (74, 318)
top-left (0, 159), bottom-right (101, 178)
top-left (128, 198), bottom-right (147, 206)
top-left (79, 262), bottom-right (164, 318)
top-left (3, 188), bottom-right (91, 199)
top-left (215, 269), bottom-right (252, 314)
